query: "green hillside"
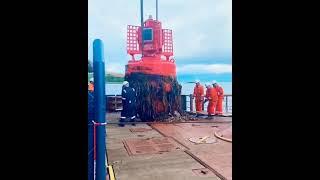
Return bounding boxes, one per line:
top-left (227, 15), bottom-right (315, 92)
top-left (88, 72), bottom-right (124, 83)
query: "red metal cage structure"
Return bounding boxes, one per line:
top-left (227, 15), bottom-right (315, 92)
top-left (127, 25), bottom-right (140, 58)
top-left (125, 16), bottom-right (176, 77)
top-left (162, 29), bottom-right (173, 59)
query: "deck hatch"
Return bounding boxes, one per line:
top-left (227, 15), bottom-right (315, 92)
top-left (123, 137), bottom-right (184, 156)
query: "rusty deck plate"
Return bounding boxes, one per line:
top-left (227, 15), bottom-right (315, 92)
top-left (129, 128), bottom-right (153, 133)
top-left (192, 168), bottom-right (217, 177)
top-left (150, 123), bottom-right (232, 180)
top-left (123, 137), bottom-right (185, 156)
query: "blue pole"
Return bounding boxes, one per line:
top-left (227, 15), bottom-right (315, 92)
top-left (93, 39), bottom-right (107, 180)
top-left (88, 91), bottom-right (94, 180)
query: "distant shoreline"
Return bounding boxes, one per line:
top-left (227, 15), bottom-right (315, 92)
top-left (89, 72), bottom-right (232, 84)
top-left (88, 72), bottom-right (124, 83)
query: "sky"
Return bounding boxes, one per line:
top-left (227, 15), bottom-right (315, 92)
top-left (89, 0), bottom-right (232, 82)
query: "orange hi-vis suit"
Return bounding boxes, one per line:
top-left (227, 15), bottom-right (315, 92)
top-left (205, 87), bottom-right (218, 115)
top-left (193, 85), bottom-right (204, 113)
top-left (215, 85), bottom-right (224, 115)
top-left (88, 83), bottom-right (94, 92)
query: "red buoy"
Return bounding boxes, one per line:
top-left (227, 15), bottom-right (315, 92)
top-left (124, 2), bottom-right (182, 121)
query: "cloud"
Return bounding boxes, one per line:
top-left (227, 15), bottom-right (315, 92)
top-left (89, 0), bottom-right (232, 73)
top-left (106, 62), bottom-right (125, 74)
top-left (154, 0), bottom-right (232, 59)
top-left (177, 64), bottom-right (232, 74)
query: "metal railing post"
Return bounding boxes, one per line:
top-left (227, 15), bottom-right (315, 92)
top-left (114, 95), bottom-right (117, 111)
top-left (189, 94), bottom-right (193, 112)
top-left (93, 39), bottom-right (107, 180)
top-left (226, 95), bottom-right (228, 113)
top-left (202, 100), bottom-right (205, 111)
top-left (181, 95), bottom-right (187, 111)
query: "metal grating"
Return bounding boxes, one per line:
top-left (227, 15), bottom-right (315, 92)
top-left (127, 25), bottom-right (140, 55)
top-left (162, 29), bottom-right (173, 56)
top-left (123, 137), bottom-right (184, 156)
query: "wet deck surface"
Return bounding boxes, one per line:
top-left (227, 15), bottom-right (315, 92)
top-left (106, 113), bottom-right (232, 180)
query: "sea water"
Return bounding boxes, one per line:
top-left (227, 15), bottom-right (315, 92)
top-left (105, 82), bottom-right (232, 113)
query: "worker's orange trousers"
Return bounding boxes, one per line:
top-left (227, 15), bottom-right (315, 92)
top-left (216, 98), bottom-right (223, 115)
top-left (207, 101), bottom-right (217, 115)
top-left (195, 99), bottom-right (203, 112)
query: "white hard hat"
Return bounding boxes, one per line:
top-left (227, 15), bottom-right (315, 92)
top-left (212, 80), bottom-right (217, 84)
top-left (122, 81), bottom-right (129, 86)
top-left (205, 83), bottom-right (211, 88)
top-left (195, 80), bottom-right (200, 83)
top-left (89, 78), bottom-right (94, 82)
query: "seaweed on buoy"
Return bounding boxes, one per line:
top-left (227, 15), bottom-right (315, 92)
top-left (125, 73), bottom-right (183, 121)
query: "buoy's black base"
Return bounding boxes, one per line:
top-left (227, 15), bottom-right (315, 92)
top-left (125, 73), bottom-right (183, 121)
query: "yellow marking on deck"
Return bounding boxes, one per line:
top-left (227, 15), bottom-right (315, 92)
top-left (108, 165), bottom-right (116, 180)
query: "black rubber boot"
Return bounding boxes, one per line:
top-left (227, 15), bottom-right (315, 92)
top-left (130, 117), bottom-right (136, 126)
top-left (206, 115), bottom-right (213, 119)
top-left (118, 117), bottom-right (126, 127)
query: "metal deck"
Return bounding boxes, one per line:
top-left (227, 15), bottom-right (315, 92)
top-left (106, 113), bottom-right (232, 180)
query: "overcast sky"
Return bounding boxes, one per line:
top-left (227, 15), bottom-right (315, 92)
top-left (89, 0), bottom-right (232, 79)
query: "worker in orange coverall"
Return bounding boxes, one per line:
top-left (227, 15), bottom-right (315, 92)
top-left (193, 80), bottom-right (204, 117)
top-left (212, 80), bottom-right (224, 115)
top-left (88, 78), bottom-right (94, 92)
top-left (204, 83), bottom-right (218, 119)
